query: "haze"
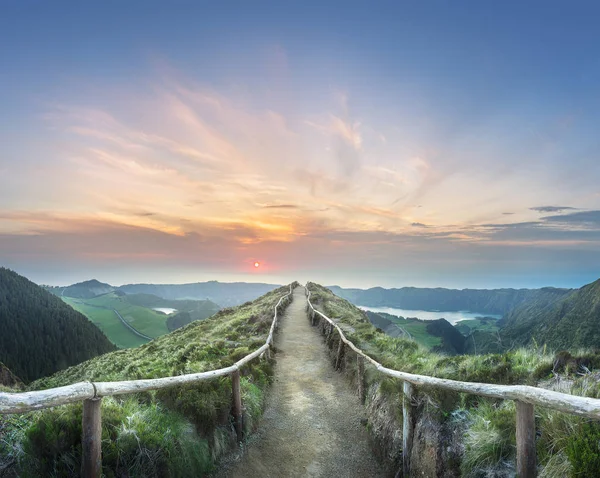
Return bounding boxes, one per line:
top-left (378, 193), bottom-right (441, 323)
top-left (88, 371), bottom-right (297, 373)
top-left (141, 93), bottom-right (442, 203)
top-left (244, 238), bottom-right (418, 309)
top-left (1, 2), bottom-right (599, 289)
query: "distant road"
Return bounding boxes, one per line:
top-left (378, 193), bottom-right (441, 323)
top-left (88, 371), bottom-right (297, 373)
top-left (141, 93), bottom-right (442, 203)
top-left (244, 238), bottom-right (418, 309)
top-left (112, 309), bottom-right (153, 341)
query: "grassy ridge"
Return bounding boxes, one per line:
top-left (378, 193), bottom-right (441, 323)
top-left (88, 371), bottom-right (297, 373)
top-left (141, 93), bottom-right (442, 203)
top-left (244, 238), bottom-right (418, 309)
top-left (1, 284), bottom-right (294, 477)
top-left (308, 282), bottom-right (600, 477)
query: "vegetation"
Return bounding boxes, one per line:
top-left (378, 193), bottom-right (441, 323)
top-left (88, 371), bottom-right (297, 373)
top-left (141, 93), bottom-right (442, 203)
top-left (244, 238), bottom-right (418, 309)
top-left (0, 268), bottom-right (115, 383)
top-left (499, 279), bottom-right (600, 351)
top-left (454, 317), bottom-right (500, 336)
top-left (62, 292), bottom-right (221, 348)
top-left (1, 284), bottom-right (293, 476)
top-left (0, 361), bottom-right (22, 389)
top-left (308, 282), bottom-right (600, 477)
top-left (118, 281), bottom-right (280, 307)
top-left (62, 297), bottom-right (149, 349)
top-left (57, 279), bottom-right (114, 299)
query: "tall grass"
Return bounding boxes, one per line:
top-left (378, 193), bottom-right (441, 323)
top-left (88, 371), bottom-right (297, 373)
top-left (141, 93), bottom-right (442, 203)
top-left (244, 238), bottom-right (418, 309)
top-left (2, 284), bottom-right (294, 477)
top-left (307, 282), bottom-right (600, 477)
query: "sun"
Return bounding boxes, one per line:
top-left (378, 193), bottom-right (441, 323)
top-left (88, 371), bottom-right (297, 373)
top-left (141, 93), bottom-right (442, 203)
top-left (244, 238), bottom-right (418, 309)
top-left (254, 262), bottom-right (260, 268)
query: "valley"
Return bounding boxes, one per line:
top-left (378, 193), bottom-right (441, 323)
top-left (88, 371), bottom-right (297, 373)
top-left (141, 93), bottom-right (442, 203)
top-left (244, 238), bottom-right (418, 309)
top-left (3, 270), bottom-right (600, 477)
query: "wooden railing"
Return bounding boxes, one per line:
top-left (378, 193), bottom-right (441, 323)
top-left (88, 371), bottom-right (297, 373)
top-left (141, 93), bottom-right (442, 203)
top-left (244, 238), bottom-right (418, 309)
top-left (305, 286), bottom-right (600, 478)
top-left (0, 284), bottom-right (294, 477)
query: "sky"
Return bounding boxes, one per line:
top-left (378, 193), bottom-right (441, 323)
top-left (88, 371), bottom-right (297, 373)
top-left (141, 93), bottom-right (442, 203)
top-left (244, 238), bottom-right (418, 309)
top-left (1, 1), bottom-right (600, 289)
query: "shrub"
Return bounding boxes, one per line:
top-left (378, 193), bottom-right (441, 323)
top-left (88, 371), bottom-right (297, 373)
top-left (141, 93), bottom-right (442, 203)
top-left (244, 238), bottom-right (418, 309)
top-left (18, 398), bottom-right (212, 477)
top-left (566, 421), bottom-right (600, 477)
top-left (460, 400), bottom-right (516, 477)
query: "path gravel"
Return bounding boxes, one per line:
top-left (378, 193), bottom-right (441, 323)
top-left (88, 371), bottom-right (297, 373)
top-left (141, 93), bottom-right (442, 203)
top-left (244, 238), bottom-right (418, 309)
top-left (215, 286), bottom-right (387, 478)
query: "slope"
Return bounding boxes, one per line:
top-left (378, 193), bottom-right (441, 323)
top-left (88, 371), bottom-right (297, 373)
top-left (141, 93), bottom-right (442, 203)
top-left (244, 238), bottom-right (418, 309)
top-left (307, 282), bottom-right (600, 476)
top-left (9, 284), bottom-right (294, 476)
top-left (62, 292), bottom-right (222, 348)
top-left (0, 268), bottom-right (116, 383)
top-left (500, 278), bottom-right (600, 350)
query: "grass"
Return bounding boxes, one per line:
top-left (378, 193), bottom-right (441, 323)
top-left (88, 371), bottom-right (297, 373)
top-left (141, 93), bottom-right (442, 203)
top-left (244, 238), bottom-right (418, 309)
top-left (63, 293), bottom-right (222, 348)
top-left (384, 314), bottom-right (442, 348)
top-left (82, 293), bottom-right (170, 338)
top-left (455, 317), bottom-right (500, 336)
top-left (307, 282), bottom-right (600, 477)
top-left (63, 297), bottom-right (148, 348)
top-left (1, 284), bottom-right (295, 477)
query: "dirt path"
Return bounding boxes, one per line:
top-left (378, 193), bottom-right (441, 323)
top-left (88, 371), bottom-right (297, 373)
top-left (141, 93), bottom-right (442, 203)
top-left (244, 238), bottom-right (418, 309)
top-left (216, 286), bottom-right (387, 478)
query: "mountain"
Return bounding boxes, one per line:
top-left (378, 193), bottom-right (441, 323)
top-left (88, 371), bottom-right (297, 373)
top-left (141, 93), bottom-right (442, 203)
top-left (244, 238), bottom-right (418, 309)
top-left (328, 285), bottom-right (572, 316)
top-left (118, 280), bottom-right (280, 306)
top-left (63, 279), bottom-right (114, 298)
top-left (498, 279), bottom-right (600, 350)
top-left (0, 268), bottom-right (116, 382)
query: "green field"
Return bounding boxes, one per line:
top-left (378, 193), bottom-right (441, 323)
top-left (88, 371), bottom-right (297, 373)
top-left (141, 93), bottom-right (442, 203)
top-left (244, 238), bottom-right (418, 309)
top-left (62, 292), bottom-right (171, 348)
top-left (386, 315), bottom-right (442, 349)
top-left (83, 293), bottom-right (170, 337)
top-left (454, 317), bottom-right (500, 336)
top-left (62, 297), bottom-right (149, 348)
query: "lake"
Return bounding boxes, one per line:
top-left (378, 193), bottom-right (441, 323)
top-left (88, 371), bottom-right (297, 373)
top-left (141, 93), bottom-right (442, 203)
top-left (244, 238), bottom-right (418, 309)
top-left (152, 307), bottom-right (178, 315)
top-left (358, 306), bottom-right (501, 325)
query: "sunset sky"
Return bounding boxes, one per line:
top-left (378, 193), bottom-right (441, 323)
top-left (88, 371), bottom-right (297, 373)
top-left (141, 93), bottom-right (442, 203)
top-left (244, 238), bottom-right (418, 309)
top-left (1, 1), bottom-right (600, 289)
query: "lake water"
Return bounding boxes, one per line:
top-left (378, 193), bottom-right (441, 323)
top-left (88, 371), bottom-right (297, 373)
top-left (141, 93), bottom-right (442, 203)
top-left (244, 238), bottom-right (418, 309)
top-left (152, 307), bottom-right (178, 315)
top-left (358, 306), bottom-right (501, 325)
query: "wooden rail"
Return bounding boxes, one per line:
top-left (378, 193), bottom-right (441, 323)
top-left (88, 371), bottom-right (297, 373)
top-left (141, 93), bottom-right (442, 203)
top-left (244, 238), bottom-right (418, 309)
top-left (0, 284), bottom-right (294, 477)
top-left (305, 286), bottom-right (600, 478)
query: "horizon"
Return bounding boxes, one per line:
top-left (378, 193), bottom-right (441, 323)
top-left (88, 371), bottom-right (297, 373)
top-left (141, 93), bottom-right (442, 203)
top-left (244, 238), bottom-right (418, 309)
top-left (2, 2), bottom-right (600, 290)
top-left (14, 265), bottom-right (594, 292)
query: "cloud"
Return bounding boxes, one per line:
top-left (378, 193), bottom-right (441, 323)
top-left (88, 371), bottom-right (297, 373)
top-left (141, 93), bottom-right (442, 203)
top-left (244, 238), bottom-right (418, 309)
top-left (543, 210), bottom-right (600, 226)
top-left (263, 204), bottom-right (299, 209)
top-left (530, 206), bottom-right (577, 213)
top-left (411, 222), bottom-right (429, 227)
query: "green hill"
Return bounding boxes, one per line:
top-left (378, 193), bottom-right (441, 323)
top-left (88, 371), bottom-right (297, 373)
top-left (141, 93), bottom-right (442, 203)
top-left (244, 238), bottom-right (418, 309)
top-left (307, 282), bottom-right (600, 477)
top-left (118, 281), bottom-right (280, 306)
top-left (4, 284), bottom-right (293, 476)
top-left (0, 268), bottom-right (116, 383)
top-left (60, 279), bottom-right (114, 299)
top-left (499, 278), bottom-right (600, 350)
top-left (62, 292), bottom-right (222, 348)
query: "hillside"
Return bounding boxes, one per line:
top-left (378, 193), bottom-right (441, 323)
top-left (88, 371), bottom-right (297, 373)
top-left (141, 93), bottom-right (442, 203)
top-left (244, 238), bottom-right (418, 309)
top-left (118, 280), bottom-right (280, 306)
top-left (499, 278), bottom-right (600, 350)
top-left (0, 268), bottom-right (116, 383)
top-left (122, 293), bottom-right (221, 331)
top-left (59, 279), bottom-right (114, 298)
top-left (307, 282), bottom-right (600, 477)
top-left (5, 284), bottom-right (294, 476)
top-left (329, 284), bottom-right (572, 315)
top-left (63, 292), bottom-right (221, 348)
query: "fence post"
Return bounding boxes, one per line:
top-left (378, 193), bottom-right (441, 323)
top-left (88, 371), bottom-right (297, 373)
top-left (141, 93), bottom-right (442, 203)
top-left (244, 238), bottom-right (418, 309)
top-left (357, 355), bottom-right (366, 404)
top-left (231, 370), bottom-right (243, 442)
top-left (402, 381), bottom-right (415, 478)
top-left (335, 339), bottom-right (345, 370)
top-left (516, 401), bottom-right (536, 478)
top-left (81, 397), bottom-right (102, 478)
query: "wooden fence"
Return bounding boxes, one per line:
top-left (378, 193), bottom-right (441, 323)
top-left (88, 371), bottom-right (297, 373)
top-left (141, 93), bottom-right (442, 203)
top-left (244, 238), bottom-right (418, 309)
top-left (0, 284), bottom-right (294, 477)
top-left (305, 287), bottom-right (600, 478)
